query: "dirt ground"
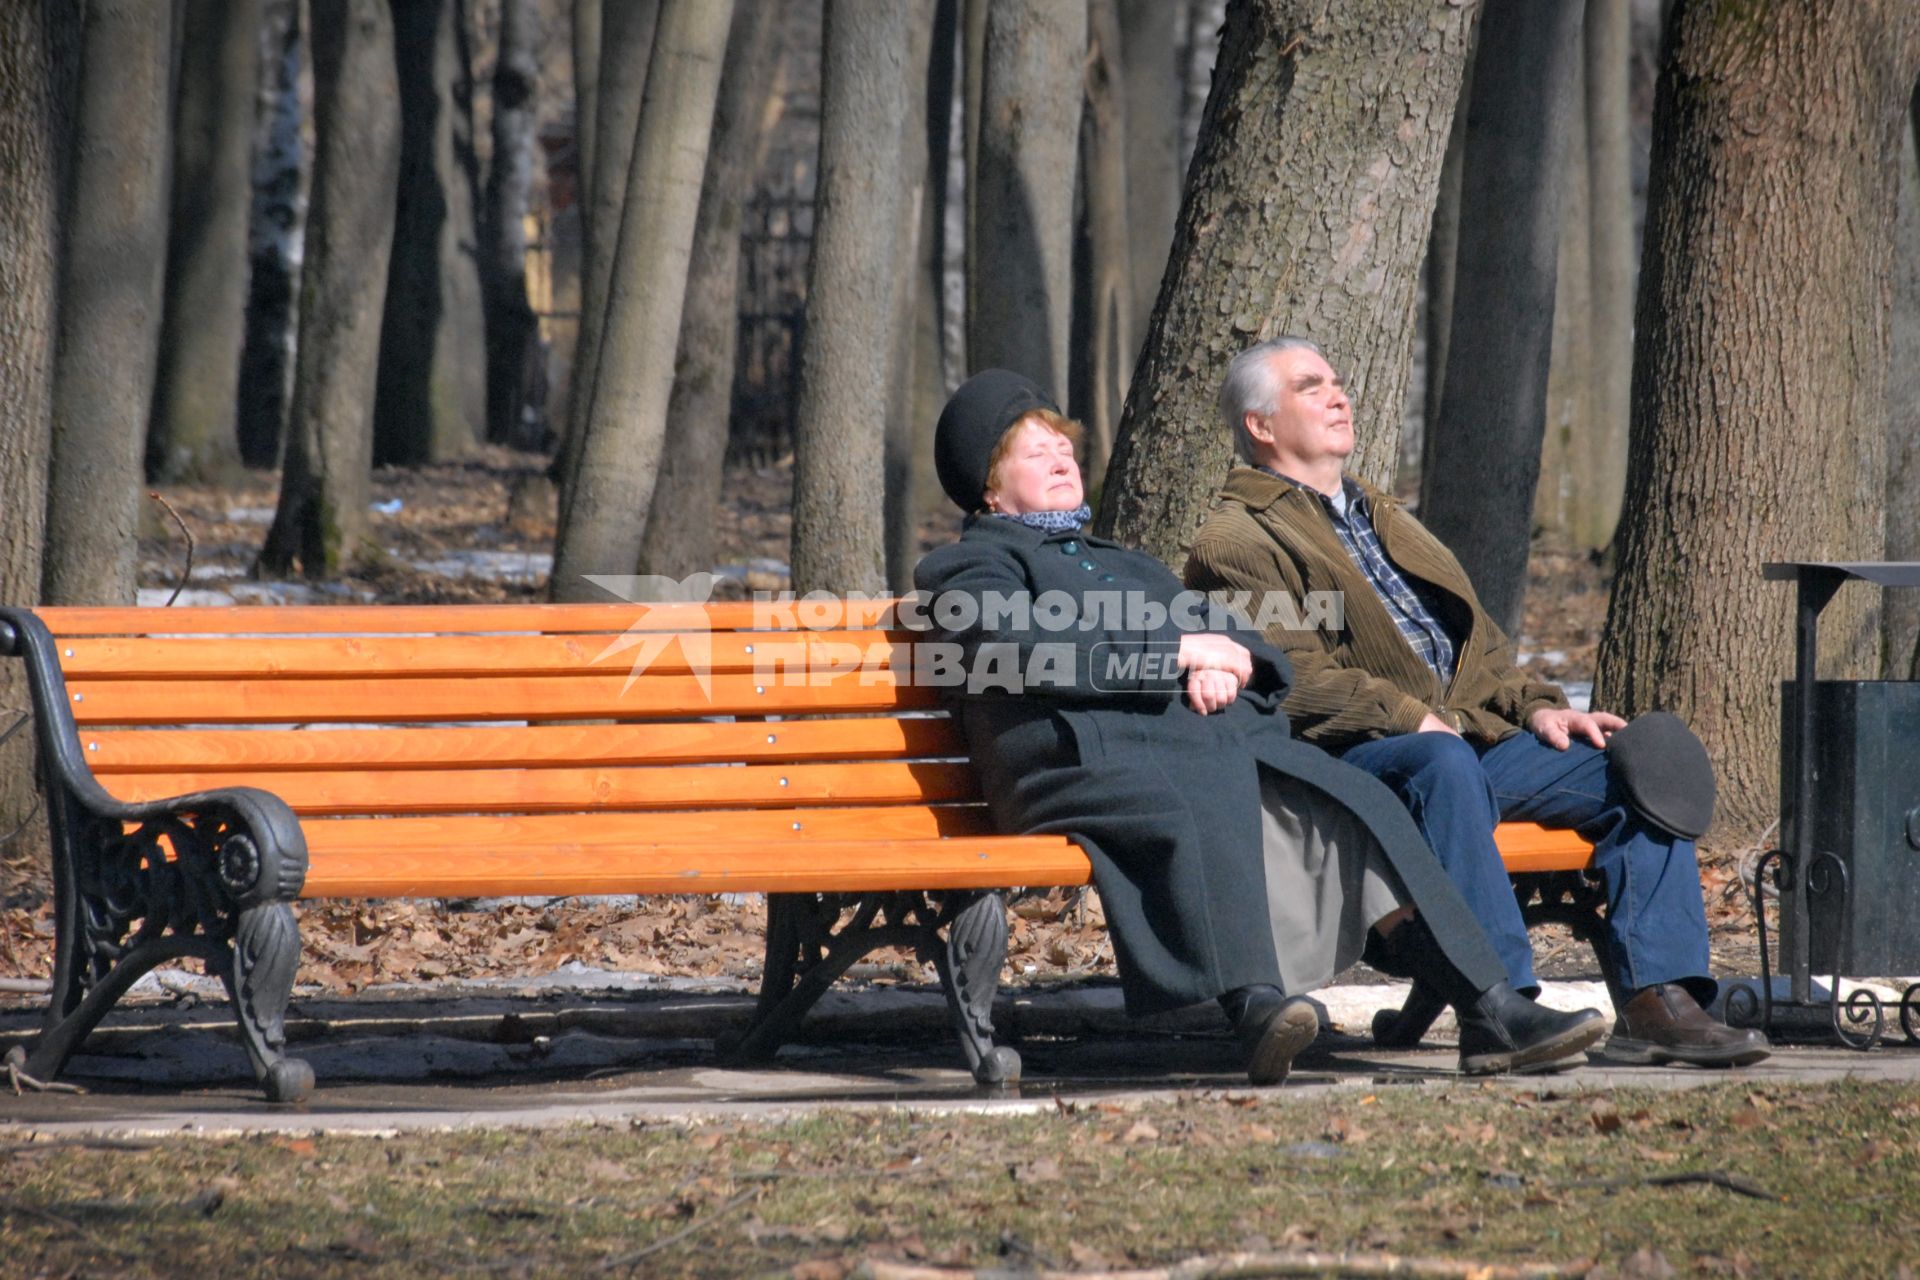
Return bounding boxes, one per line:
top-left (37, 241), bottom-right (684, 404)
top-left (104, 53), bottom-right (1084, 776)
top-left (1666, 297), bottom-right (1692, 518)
top-left (0, 450), bottom-right (1767, 995)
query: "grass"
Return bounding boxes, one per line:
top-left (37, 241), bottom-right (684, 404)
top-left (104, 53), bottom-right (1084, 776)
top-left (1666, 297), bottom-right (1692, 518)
top-left (4, 1080), bottom-right (1917, 1278)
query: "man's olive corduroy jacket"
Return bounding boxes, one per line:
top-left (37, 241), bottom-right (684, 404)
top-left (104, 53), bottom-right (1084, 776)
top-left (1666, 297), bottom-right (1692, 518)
top-left (1183, 467), bottom-right (1567, 751)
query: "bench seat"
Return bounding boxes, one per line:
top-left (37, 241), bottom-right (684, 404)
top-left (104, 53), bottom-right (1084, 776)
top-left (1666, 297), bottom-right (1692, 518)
top-left (1, 602), bottom-right (1592, 1101)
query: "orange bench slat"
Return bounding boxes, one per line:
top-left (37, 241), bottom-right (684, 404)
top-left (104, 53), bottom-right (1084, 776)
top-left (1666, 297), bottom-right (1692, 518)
top-left (105, 760), bottom-right (983, 817)
top-left (298, 835), bottom-right (1094, 898)
top-left (1493, 823), bottom-right (1595, 874)
top-left (38, 600), bottom-right (904, 636)
top-left (54, 630), bottom-right (915, 680)
top-left (64, 670), bottom-right (940, 725)
top-left (293, 805), bottom-right (999, 852)
top-left (78, 717), bottom-right (967, 774)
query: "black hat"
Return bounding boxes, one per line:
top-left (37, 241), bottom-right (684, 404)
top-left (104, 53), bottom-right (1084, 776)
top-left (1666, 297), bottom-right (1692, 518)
top-left (1606, 710), bottom-right (1716, 839)
top-left (934, 369), bottom-right (1060, 511)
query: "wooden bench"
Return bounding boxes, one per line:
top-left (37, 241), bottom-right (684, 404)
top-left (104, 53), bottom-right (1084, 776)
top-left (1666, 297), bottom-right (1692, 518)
top-left (0, 602), bottom-right (1595, 1102)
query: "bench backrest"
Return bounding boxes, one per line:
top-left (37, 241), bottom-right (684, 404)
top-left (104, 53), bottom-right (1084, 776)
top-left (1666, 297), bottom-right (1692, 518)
top-left (33, 603), bottom-right (1590, 893)
top-left (36, 602), bottom-right (1095, 896)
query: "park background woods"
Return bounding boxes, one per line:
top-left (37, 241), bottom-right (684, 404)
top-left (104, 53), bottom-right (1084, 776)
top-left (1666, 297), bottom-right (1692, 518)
top-left (4, 0), bottom-right (1920, 901)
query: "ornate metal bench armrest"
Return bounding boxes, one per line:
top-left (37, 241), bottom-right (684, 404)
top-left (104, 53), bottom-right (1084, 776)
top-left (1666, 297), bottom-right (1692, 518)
top-left (0, 608), bottom-right (312, 1101)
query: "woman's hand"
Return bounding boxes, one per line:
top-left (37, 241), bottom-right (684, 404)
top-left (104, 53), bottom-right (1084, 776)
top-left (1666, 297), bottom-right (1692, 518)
top-left (1185, 667), bottom-right (1242, 715)
top-left (1177, 633), bottom-right (1254, 684)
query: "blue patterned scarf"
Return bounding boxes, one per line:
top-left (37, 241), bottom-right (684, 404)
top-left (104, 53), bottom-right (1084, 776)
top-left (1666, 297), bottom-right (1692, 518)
top-left (991, 504), bottom-right (1091, 534)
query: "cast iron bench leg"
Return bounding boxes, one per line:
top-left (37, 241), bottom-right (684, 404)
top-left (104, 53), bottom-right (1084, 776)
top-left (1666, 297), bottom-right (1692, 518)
top-left (722, 891), bottom-right (1019, 1085)
top-left (211, 901), bottom-right (315, 1103)
top-left (932, 890), bottom-right (1020, 1084)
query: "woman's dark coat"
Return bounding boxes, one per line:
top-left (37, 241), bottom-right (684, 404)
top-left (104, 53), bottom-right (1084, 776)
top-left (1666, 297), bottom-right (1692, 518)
top-left (913, 515), bottom-right (1500, 1016)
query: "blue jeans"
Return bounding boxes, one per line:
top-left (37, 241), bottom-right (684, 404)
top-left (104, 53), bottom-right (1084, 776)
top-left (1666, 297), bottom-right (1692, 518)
top-left (1338, 731), bottom-right (1713, 1001)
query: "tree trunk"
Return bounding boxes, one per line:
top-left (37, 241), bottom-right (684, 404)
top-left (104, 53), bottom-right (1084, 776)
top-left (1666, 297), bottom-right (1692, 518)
top-left (915, 0), bottom-right (962, 508)
top-left (235, 0), bottom-right (306, 470)
top-left (0, 0), bottom-right (81, 894)
top-left (1594, 2), bottom-right (1920, 835)
top-left (962, 0), bottom-right (986, 364)
top-left (554, 0), bottom-right (658, 518)
top-left (790, 0), bottom-right (930, 595)
top-left (572, 0), bottom-right (600, 210)
top-left (967, 0), bottom-right (1084, 397)
top-left (373, 0), bottom-right (487, 465)
top-left (884, 14), bottom-right (936, 594)
top-left (548, 0), bottom-right (734, 602)
top-left (146, 0), bottom-right (261, 484)
top-left (1578, 0), bottom-right (1633, 552)
top-left (1097, 0), bottom-right (1477, 565)
top-left (1417, 53), bottom-right (1471, 490)
top-left (1176, 0), bottom-right (1225, 177)
top-left (43, 0), bottom-right (174, 607)
top-left (257, 0), bottom-right (400, 580)
top-left (1118, 0), bottom-right (1181, 363)
top-left (1537, 43), bottom-right (1590, 543)
top-left (1074, 0), bottom-right (1130, 487)
top-left (1886, 88), bottom-right (1920, 679)
top-left (634, 0), bottom-right (779, 582)
top-left (1417, 0), bottom-right (1584, 637)
top-left (482, 0), bottom-right (542, 450)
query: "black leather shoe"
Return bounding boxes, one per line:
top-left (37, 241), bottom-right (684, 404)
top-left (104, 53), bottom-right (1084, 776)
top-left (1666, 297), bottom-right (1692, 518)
top-left (1607, 983), bottom-right (1770, 1067)
top-left (1225, 985), bottom-right (1319, 1086)
top-left (1457, 983), bottom-right (1608, 1075)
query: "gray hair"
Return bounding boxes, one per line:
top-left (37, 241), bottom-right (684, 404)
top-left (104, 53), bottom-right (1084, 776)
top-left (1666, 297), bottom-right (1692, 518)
top-left (1219, 336), bottom-right (1324, 464)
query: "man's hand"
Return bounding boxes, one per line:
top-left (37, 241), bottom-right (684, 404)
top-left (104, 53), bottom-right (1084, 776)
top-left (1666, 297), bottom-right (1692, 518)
top-left (1177, 633), bottom-right (1254, 684)
top-left (1528, 706), bottom-right (1627, 750)
top-left (1185, 667), bottom-right (1241, 716)
top-left (1416, 713), bottom-right (1462, 737)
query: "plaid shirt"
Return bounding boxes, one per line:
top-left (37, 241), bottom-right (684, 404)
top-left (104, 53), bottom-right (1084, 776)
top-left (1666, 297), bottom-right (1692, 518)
top-left (1261, 469), bottom-right (1457, 685)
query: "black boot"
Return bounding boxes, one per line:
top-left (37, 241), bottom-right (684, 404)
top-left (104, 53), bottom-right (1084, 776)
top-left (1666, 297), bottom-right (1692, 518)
top-left (1377, 917), bottom-right (1606, 1075)
top-left (1370, 978), bottom-right (1447, 1049)
top-left (1220, 985), bottom-right (1319, 1086)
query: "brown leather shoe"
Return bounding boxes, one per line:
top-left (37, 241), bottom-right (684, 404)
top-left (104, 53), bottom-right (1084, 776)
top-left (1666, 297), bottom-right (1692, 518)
top-left (1607, 983), bottom-right (1770, 1067)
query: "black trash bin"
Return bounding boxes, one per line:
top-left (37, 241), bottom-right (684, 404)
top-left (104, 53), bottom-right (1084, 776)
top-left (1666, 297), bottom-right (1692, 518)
top-left (1780, 679), bottom-right (1920, 977)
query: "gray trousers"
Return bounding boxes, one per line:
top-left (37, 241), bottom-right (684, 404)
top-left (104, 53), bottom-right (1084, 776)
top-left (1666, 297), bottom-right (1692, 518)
top-left (1259, 770), bottom-right (1410, 997)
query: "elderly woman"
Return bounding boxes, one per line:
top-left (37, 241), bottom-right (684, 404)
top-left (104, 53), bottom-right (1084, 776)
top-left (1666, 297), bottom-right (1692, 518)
top-left (913, 370), bottom-right (1603, 1085)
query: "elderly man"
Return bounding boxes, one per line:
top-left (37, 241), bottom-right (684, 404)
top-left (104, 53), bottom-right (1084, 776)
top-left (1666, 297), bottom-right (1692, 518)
top-left (1182, 336), bottom-right (1767, 1067)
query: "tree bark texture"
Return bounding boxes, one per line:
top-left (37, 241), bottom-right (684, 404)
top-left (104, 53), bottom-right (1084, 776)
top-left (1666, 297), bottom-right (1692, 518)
top-left (147, 0), bottom-right (261, 484)
top-left (914, 0), bottom-right (962, 510)
top-left (1177, 0), bottom-right (1225, 177)
top-left (236, 0), bottom-right (306, 470)
top-left (257, 0), bottom-right (400, 580)
top-left (44, 0), bottom-right (174, 606)
top-left (789, 0), bottom-right (930, 595)
top-left (373, 0), bottom-right (486, 465)
top-left (1097, 0), bottom-right (1477, 566)
top-left (1594, 0), bottom-right (1920, 834)
top-left (0, 0), bottom-right (81, 891)
top-left (1887, 88), bottom-right (1920, 680)
top-left (1537, 42), bottom-right (1590, 543)
top-left (635, 0), bottom-right (779, 582)
top-left (1073, 0), bottom-right (1131, 486)
top-left (482, 0), bottom-right (542, 449)
top-left (1417, 52), bottom-right (1471, 487)
top-left (961, 0), bottom-right (986, 361)
top-left (554, 0), bottom-right (657, 514)
top-left (1118, 0), bottom-right (1181, 366)
top-left (549, 0), bottom-right (733, 602)
top-left (884, 14), bottom-right (936, 594)
top-left (572, 0), bottom-right (600, 210)
top-left (1580, 0), bottom-right (1633, 551)
top-left (1417, 0), bottom-right (1584, 637)
top-left (968, 0), bottom-right (1084, 397)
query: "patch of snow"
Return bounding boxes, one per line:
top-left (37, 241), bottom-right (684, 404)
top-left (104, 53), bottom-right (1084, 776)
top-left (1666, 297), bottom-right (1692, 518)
top-left (399, 548), bottom-right (552, 584)
top-left (1560, 680), bottom-right (1593, 712)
